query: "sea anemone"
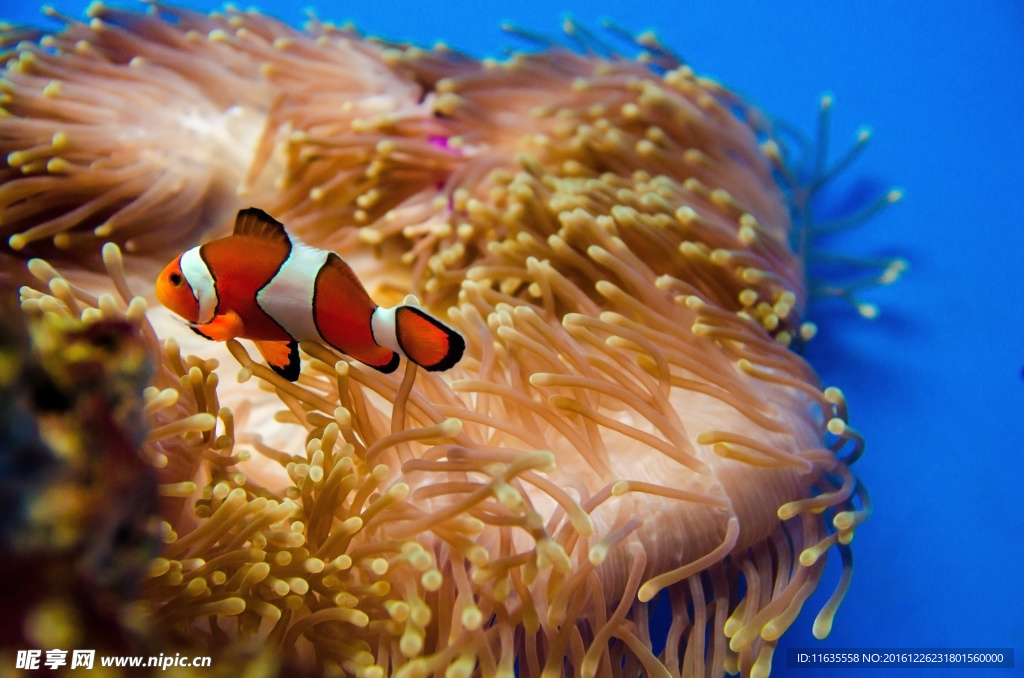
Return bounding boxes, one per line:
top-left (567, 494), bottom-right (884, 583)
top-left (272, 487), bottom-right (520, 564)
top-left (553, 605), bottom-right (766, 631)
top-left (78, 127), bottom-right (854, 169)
top-left (0, 3), bottom-right (887, 676)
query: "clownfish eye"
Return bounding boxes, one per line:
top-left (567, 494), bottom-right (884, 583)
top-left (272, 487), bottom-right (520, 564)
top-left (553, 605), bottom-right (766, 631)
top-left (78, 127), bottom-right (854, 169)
top-left (169, 272), bottom-right (183, 287)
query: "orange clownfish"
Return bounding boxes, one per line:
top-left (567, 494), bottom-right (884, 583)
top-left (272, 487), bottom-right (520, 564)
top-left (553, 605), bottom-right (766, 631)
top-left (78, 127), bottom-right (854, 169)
top-left (155, 208), bottom-right (465, 381)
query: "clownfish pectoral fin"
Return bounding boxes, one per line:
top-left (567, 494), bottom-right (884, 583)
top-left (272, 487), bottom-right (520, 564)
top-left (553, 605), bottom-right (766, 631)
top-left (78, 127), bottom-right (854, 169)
top-left (195, 310), bottom-right (245, 342)
top-left (189, 325), bottom-right (214, 341)
top-left (256, 339), bottom-right (301, 382)
top-left (233, 207), bottom-right (290, 244)
top-left (394, 306), bottom-right (465, 372)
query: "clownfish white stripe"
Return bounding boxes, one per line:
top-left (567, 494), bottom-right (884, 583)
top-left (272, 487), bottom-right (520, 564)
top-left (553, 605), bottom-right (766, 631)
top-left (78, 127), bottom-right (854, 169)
top-left (180, 246), bottom-right (218, 324)
top-left (370, 306), bottom-right (403, 358)
top-left (255, 239), bottom-right (329, 342)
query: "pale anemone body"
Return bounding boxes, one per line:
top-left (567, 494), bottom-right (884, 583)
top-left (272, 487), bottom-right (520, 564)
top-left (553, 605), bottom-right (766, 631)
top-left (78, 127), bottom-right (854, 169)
top-left (2, 4), bottom-right (868, 677)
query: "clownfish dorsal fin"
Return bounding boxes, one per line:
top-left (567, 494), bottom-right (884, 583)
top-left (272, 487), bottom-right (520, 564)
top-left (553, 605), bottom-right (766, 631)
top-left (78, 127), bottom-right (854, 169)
top-left (233, 207), bottom-right (290, 244)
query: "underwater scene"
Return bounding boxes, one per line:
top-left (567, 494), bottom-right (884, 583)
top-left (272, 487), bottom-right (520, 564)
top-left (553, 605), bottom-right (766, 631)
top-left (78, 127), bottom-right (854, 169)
top-left (1, 0), bottom-right (1021, 676)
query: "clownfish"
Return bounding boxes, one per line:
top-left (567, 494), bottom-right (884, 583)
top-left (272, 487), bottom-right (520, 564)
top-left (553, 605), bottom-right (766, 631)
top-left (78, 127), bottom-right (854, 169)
top-left (155, 207), bottom-right (464, 381)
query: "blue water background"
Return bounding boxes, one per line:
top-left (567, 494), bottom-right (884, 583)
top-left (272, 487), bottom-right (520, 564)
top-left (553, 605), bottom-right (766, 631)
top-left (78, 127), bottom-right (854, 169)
top-left (3, 1), bottom-right (1022, 676)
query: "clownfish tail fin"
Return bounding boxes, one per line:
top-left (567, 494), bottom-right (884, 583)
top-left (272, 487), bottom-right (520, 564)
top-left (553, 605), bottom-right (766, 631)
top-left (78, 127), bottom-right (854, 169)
top-left (393, 306), bottom-right (465, 372)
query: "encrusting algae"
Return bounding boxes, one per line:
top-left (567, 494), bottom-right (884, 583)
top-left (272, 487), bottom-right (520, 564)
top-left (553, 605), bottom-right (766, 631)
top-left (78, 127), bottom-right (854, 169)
top-left (0, 3), bottom-right (900, 676)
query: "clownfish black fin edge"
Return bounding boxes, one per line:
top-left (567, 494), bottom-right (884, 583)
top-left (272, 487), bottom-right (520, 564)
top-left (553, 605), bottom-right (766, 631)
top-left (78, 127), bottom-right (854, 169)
top-left (370, 351), bottom-right (401, 374)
